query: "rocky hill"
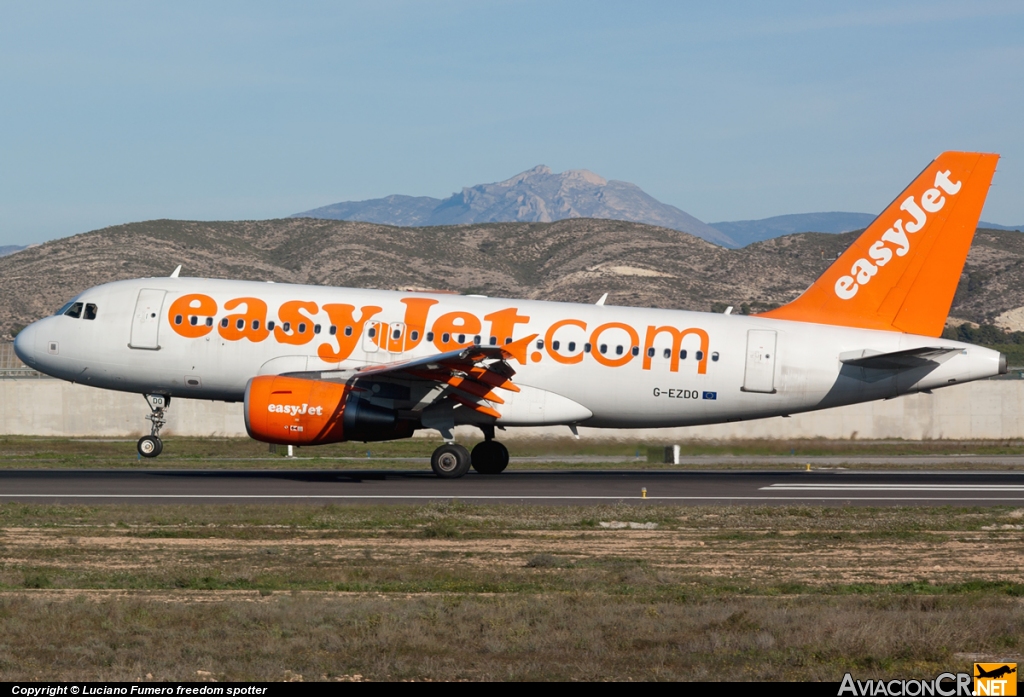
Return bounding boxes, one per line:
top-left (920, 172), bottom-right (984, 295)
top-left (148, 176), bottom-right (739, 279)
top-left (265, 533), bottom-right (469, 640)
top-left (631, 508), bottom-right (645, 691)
top-left (293, 165), bottom-right (733, 247)
top-left (0, 218), bottom-right (1021, 340)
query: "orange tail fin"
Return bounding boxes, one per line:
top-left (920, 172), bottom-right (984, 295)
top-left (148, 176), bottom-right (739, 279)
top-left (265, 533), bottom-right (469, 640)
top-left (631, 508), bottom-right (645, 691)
top-left (757, 152), bottom-right (999, 337)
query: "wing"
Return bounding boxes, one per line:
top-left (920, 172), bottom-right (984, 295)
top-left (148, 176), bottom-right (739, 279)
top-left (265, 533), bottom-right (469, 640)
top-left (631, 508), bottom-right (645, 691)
top-left (286, 334), bottom-right (537, 420)
top-left (839, 346), bottom-right (960, 370)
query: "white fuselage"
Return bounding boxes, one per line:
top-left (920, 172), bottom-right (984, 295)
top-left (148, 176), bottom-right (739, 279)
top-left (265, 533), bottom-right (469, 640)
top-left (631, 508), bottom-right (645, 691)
top-left (14, 277), bottom-right (1004, 431)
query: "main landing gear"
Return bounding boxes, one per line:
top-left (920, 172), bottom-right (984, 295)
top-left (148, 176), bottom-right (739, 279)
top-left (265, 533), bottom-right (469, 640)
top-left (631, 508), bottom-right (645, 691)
top-left (429, 426), bottom-right (509, 478)
top-left (137, 394), bottom-right (170, 459)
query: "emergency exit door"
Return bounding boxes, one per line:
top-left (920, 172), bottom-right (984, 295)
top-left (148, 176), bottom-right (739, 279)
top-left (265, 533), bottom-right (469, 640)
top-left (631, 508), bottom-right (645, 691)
top-left (742, 329), bottom-right (777, 393)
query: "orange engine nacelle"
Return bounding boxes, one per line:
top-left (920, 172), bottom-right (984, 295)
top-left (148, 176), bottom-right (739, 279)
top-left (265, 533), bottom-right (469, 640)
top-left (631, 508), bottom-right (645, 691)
top-left (244, 375), bottom-right (414, 445)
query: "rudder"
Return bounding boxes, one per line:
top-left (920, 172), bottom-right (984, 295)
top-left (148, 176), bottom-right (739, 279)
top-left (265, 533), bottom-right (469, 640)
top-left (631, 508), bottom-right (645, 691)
top-left (758, 152), bottom-right (999, 337)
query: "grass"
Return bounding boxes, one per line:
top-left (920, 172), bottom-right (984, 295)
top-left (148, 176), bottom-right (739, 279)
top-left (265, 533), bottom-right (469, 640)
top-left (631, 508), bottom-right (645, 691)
top-left (1, 502), bottom-right (1024, 680)
top-left (3, 435), bottom-right (1024, 470)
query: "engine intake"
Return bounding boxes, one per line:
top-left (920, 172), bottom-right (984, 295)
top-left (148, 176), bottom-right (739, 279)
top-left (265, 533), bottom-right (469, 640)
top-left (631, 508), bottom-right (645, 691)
top-left (244, 375), bottom-right (414, 445)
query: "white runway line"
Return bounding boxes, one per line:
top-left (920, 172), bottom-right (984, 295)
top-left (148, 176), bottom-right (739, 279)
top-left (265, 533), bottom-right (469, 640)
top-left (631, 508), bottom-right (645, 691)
top-left (762, 484), bottom-right (1024, 491)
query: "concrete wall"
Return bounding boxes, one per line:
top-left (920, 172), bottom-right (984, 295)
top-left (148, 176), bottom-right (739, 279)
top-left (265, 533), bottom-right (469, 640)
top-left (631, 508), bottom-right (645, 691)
top-left (2, 378), bottom-right (1024, 441)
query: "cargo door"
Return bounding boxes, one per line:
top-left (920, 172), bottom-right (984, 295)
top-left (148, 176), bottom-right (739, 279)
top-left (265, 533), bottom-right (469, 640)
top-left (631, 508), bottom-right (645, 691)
top-left (129, 289), bottom-right (167, 350)
top-left (742, 329), bottom-right (777, 393)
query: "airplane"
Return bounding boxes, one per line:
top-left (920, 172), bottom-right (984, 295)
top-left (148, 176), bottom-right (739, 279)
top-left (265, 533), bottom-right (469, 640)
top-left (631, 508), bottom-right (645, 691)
top-left (13, 151), bottom-right (1004, 478)
top-left (975, 665), bottom-right (1016, 680)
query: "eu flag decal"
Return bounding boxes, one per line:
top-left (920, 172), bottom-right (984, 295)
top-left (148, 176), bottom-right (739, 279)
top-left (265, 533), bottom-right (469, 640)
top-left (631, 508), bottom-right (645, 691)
top-left (702, 391), bottom-right (717, 400)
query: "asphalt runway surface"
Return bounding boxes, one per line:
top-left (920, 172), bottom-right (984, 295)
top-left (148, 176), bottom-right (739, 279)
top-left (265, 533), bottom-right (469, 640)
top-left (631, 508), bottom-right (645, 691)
top-left (3, 467), bottom-right (1024, 505)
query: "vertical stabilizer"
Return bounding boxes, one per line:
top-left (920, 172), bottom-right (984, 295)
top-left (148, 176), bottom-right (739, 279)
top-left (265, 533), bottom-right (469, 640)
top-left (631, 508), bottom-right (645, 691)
top-left (758, 152), bottom-right (999, 337)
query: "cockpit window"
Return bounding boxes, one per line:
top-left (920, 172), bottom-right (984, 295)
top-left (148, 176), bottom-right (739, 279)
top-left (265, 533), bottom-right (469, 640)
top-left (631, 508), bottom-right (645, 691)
top-left (55, 301), bottom-right (75, 316)
top-left (84, 303), bottom-right (98, 320)
top-left (64, 302), bottom-right (84, 319)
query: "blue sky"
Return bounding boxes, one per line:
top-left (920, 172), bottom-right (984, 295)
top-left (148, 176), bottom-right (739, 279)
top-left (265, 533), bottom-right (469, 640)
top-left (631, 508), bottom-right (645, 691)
top-left (1, 1), bottom-right (1022, 246)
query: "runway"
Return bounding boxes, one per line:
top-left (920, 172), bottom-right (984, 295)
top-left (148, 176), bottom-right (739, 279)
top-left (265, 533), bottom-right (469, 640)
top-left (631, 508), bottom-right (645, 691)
top-left (3, 469), bottom-right (1024, 505)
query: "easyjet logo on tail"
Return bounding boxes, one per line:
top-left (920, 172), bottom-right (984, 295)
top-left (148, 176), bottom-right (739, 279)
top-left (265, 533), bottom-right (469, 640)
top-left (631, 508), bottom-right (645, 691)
top-left (834, 170), bottom-right (962, 300)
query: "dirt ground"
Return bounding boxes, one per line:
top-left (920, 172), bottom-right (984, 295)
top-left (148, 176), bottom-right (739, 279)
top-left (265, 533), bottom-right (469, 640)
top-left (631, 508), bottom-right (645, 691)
top-left (1, 502), bottom-right (1023, 680)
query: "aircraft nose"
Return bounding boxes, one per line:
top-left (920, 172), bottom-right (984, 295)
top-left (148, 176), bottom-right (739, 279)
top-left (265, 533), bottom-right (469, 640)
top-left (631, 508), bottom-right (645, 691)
top-left (13, 321), bottom-right (40, 369)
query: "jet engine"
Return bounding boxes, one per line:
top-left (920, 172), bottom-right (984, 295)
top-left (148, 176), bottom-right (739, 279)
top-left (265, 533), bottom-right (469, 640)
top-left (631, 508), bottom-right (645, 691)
top-left (244, 375), bottom-right (415, 445)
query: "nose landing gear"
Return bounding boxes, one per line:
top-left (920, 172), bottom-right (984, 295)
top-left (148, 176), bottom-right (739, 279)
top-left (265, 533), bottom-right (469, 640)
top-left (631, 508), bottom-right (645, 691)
top-left (138, 394), bottom-right (170, 459)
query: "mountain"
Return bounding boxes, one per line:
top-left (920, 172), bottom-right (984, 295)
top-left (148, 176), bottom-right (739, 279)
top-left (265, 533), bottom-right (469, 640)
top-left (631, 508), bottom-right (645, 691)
top-left (3, 218), bottom-right (1024, 342)
top-left (293, 165), bottom-right (735, 247)
top-left (977, 221), bottom-right (1024, 232)
top-left (0, 245), bottom-right (26, 258)
top-left (709, 212), bottom-right (876, 247)
top-left (711, 212), bottom-right (1022, 247)
top-left (292, 195), bottom-right (440, 228)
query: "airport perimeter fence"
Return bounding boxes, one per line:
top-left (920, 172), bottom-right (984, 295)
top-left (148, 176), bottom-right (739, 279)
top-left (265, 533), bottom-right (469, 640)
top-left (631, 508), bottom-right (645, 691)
top-left (0, 342), bottom-right (45, 378)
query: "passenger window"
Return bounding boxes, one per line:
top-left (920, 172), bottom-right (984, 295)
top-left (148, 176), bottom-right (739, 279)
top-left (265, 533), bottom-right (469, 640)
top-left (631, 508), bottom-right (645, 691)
top-left (205, 317), bottom-right (213, 327)
top-left (442, 333), bottom-right (450, 343)
top-left (489, 336), bottom-right (497, 345)
top-left (696, 351), bottom-right (704, 360)
top-left (473, 335), bottom-right (481, 345)
top-left (267, 321), bottom-right (275, 330)
top-left (190, 316), bottom-right (198, 326)
top-left (367, 326), bottom-right (374, 338)
top-left (84, 304), bottom-right (98, 320)
top-left (221, 318), bottom-right (229, 328)
top-left (504, 337), bottom-right (512, 344)
top-left (65, 302), bottom-right (84, 319)
top-left (393, 329), bottom-right (401, 340)
top-left (680, 350), bottom-right (687, 360)
top-left (314, 324), bottom-right (322, 334)
top-left (568, 342), bottom-right (576, 352)
top-left (615, 345), bottom-right (623, 356)
top-left (283, 322), bottom-right (291, 333)
top-left (174, 314), bottom-right (183, 325)
top-left (344, 326), bottom-right (352, 336)
top-left (457, 333), bottom-right (466, 343)
top-left (631, 346), bottom-right (639, 356)
top-left (599, 344), bottom-right (607, 354)
top-left (298, 323), bottom-right (307, 334)
top-left (584, 343), bottom-right (592, 353)
top-left (711, 352), bottom-right (719, 362)
top-left (329, 325), bottom-right (337, 335)
top-left (552, 340), bottom-right (560, 351)
top-left (663, 348), bottom-right (671, 359)
top-left (647, 348), bottom-right (655, 358)
top-left (236, 319), bottom-right (245, 330)
top-left (252, 320), bottom-right (260, 330)
top-left (536, 339), bottom-right (544, 349)
top-left (411, 330), bottom-right (419, 341)
top-left (427, 332), bottom-right (434, 342)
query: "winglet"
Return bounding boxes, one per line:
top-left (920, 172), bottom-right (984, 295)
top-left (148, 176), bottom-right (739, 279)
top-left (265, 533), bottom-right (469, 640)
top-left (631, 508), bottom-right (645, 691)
top-left (758, 152), bottom-right (999, 337)
top-left (500, 334), bottom-right (538, 365)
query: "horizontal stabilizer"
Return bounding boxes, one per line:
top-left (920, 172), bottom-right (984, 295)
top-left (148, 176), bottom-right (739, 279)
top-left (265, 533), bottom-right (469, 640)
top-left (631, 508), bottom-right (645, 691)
top-left (839, 346), bottom-right (959, 370)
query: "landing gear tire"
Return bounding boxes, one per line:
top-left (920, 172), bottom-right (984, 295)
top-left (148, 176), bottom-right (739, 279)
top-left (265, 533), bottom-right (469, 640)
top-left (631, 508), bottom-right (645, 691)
top-left (471, 440), bottom-right (509, 474)
top-left (431, 443), bottom-right (472, 478)
top-left (137, 435), bottom-right (163, 458)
